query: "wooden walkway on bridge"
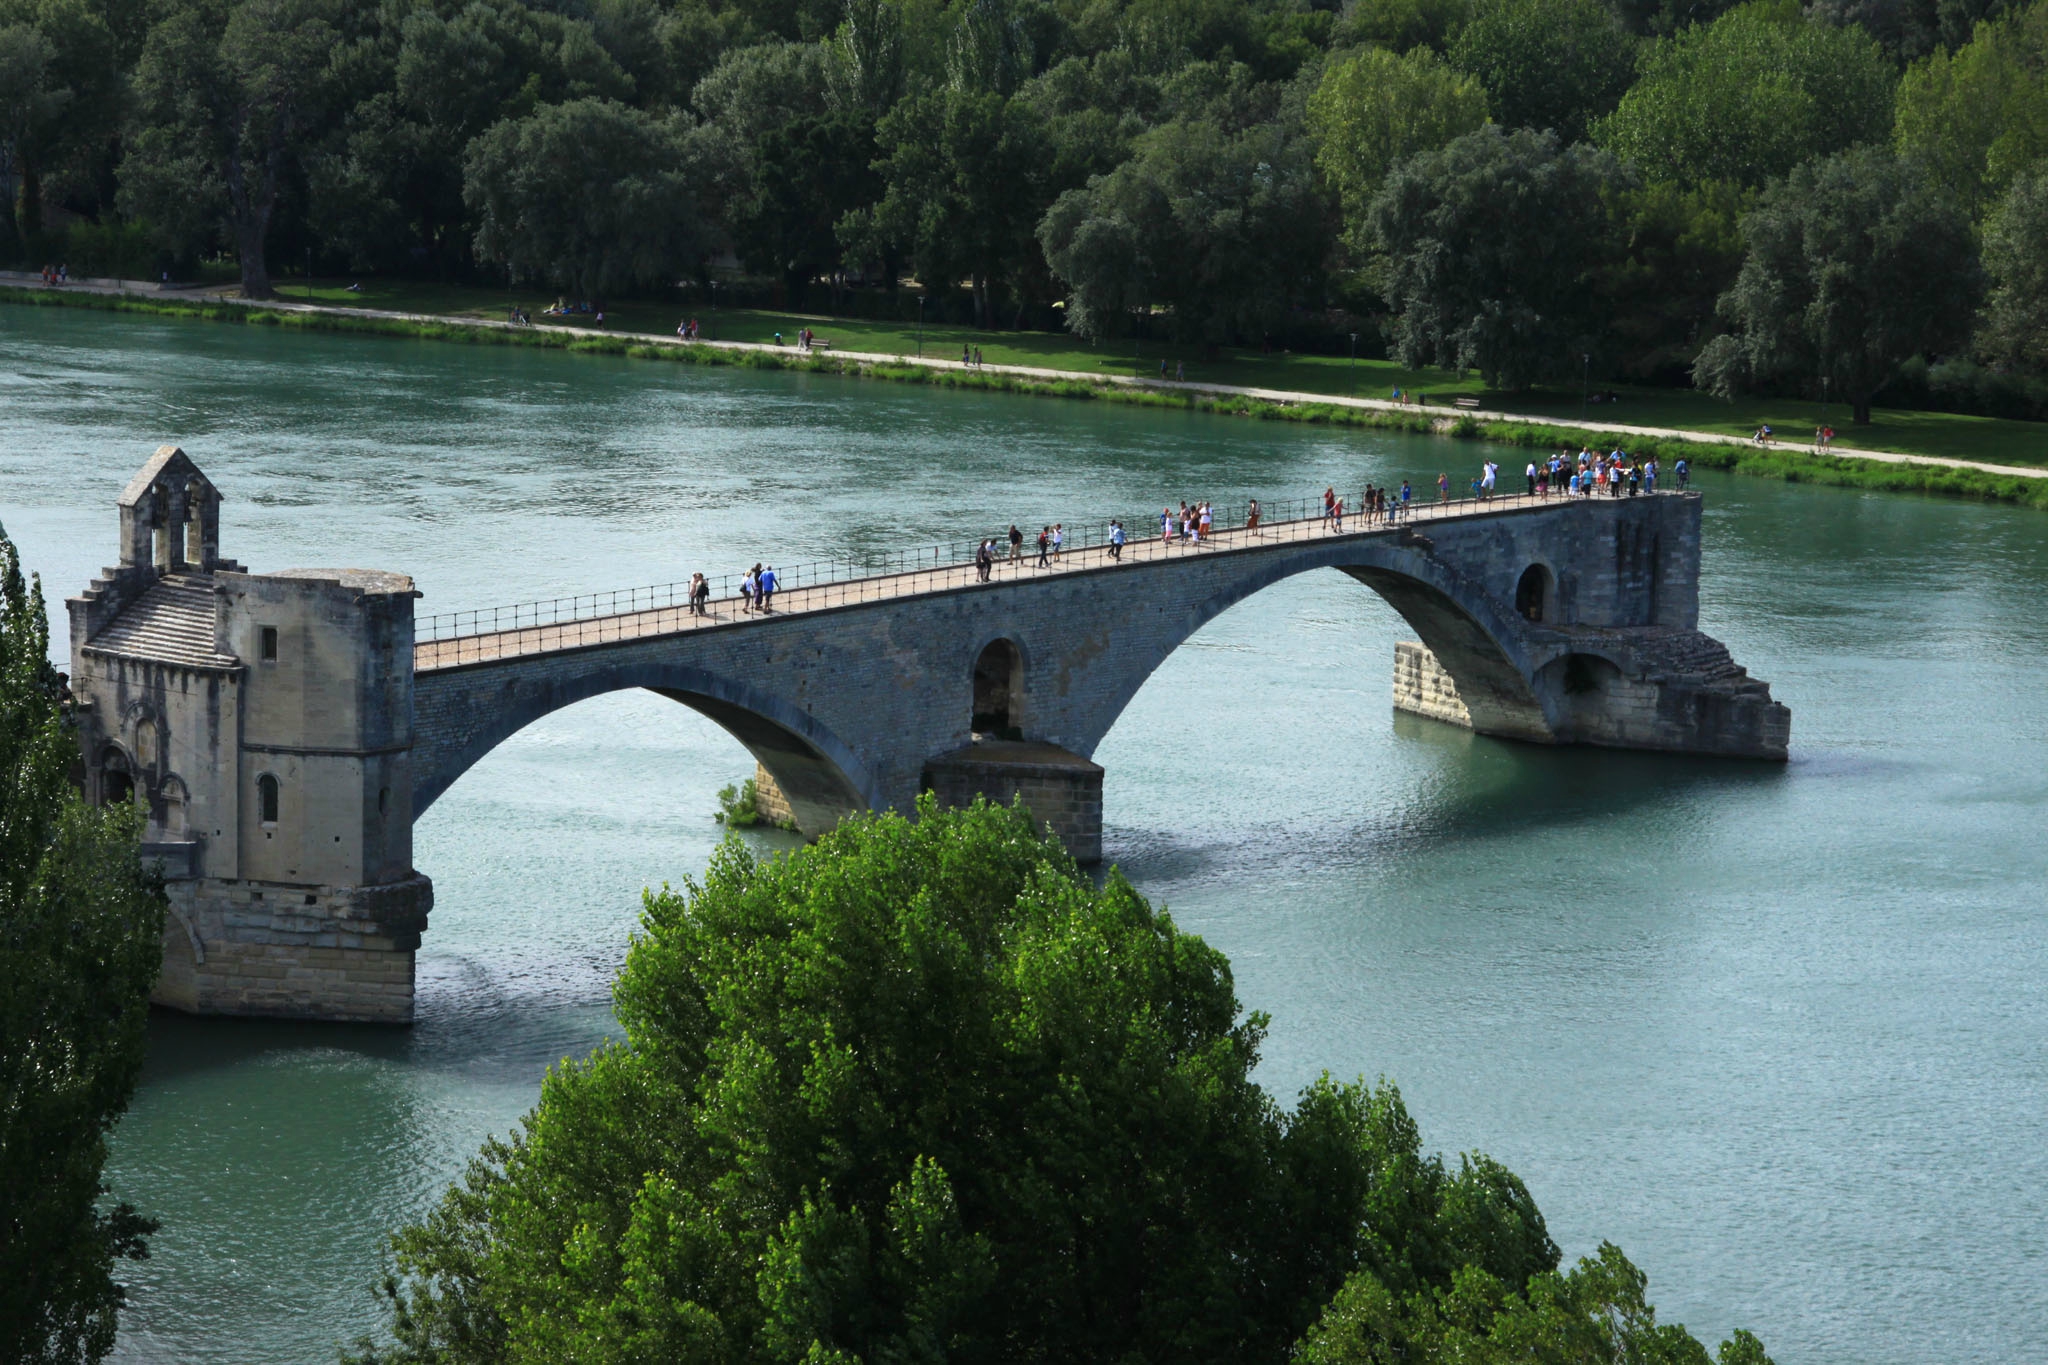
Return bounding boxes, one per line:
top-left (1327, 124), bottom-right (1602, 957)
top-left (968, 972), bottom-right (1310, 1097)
top-left (413, 488), bottom-right (1644, 672)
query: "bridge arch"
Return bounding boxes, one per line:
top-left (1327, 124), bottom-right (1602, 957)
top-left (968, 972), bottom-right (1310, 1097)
top-left (1061, 535), bottom-right (1565, 759)
top-left (411, 659), bottom-right (877, 837)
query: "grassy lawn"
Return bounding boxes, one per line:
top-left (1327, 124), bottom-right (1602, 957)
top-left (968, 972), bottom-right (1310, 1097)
top-left (259, 276), bottom-right (2048, 468)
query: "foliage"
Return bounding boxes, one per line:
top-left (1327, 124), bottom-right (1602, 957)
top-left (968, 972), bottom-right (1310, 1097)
top-left (853, 86), bottom-right (1046, 325)
top-left (348, 799), bottom-right (1761, 1364)
top-left (1894, 2), bottom-right (2048, 219)
top-left (1594, 0), bottom-right (1897, 188)
top-left (0, 528), bottom-right (166, 1365)
top-left (118, 0), bottom-right (342, 297)
top-left (1332, 0), bottom-right (1473, 52)
top-left (463, 97), bottom-right (703, 298)
top-left (1370, 125), bottom-right (1631, 389)
top-left (1309, 45), bottom-right (1487, 248)
top-left (1448, 0), bottom-right (1636, 144)
top-left (1299, 1240), bottom-right (1778, 1365)
top-left (1592, 178), bottom-right (1750, 382)
top-left (1695, 146), bottom-right (1982, 423)
top-left (1039, 113), bottom-right (1328, 342)
top-left (713, 776), bottom-right (794, 829)
top-left (1978, 167), bottom-right (2048, 372)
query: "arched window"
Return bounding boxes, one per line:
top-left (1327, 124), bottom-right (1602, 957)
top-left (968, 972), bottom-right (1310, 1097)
top-left (100, 746), bottom-right (134, 805)
top-left (972, 639), bottom-right (1023, 738)
top-left (258, 773), bottom-right (280, 825)
top-left (185, 481), bottom-right (206, 564)
top-left (1515, 564), bottom-right (1555, 623)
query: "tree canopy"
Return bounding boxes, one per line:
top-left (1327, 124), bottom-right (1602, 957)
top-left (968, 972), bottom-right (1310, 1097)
top-left (1448, 0), bottom-right (1638, 143)
top-left (0, 527), bottom-right (166, 1365)
top-left (351, 799), bottom-right (1770, 1365)
top-left (1308, 45), bottom-right (1488, 247)
top-left (1370, 125), bottom-right (1632, 389)
top-left (1694, 146), bottom-right (1981, 422)
top-left (1595, 0), bottom-right (1897, 187)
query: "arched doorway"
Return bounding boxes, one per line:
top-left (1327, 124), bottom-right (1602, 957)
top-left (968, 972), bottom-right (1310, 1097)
top-left (972, 639), bottom-right (1023, 739)
top-left (1515, 564), bottom-right (1555, 622)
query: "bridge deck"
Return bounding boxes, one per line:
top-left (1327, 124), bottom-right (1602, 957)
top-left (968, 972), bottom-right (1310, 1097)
top-left (413, 490), bottom-right (1640, 672)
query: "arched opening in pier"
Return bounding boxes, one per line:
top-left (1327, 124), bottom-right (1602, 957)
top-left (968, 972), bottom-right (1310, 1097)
top-left (972, 639), bottom-right (1023, 739)
top-left (1516, 564), bottom-right (1554, 622)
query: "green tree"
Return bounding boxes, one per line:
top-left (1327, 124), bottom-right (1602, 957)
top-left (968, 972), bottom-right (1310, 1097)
top-left (118, 0), bottom-right (341, 297)
top-left (1894, 2), bottom-right (2048, 219)
top-left (1331, 0), bottom-right (1472, 53)
top-left (1977, 166), bottom-right (2048, 370)
top-left (1309, 44), bottom-right (1487, 249)
top-left (1593, 177), bottom-right (1750, 382)
top-left (852, 86), bottom-right (1046, 324)
top-left (463, 97), bottom-right (703, 299)
top-left (0, 21), bottom-right (69, 246)
top-left (352, 800), bottom-right (1762, 1365)
top-left (1595, 0), bottom-right (1897, 188)
top-left (1300, 1241), bottom-right (1778, 1365)
top-left (0, 527), bottom-right (166, 1365)
top-left (1694, 146), bottom-right (1982, 423)
top-left (1369, 124), bottom-right (1631, 388)
top-left (1448, 0), bottom-right (1635, 143)
top-left (1039, 114), bottom-right (1328, 342)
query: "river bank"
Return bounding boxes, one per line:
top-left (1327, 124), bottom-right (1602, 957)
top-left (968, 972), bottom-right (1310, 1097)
top-left (8, 277), bottom-right (2048, 510)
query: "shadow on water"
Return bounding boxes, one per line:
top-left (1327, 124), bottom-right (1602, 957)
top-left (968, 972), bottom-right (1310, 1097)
top-left (1110, 714), bottom-right (1789, 885)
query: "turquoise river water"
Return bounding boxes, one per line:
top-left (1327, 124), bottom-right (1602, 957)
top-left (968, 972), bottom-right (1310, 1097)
top-left (2, 305), bottom-right (2045, 1364)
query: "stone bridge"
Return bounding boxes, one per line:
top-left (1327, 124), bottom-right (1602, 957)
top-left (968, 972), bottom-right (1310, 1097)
top-left (69, 448), bottom-right (1788, 1023)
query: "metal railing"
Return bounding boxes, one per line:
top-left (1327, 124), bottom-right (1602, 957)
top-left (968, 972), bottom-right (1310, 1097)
top-left (413, 481), bottom-right (1682, 669)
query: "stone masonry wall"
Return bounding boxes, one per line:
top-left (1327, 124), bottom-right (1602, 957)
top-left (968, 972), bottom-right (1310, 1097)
top-left (1393, 641), bottom-right (1473, 727)
top-left (155, 872), bottom-right (431, 1022)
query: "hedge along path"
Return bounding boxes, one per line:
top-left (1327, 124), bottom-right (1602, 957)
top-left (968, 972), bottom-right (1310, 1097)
top-left (9, 273), bottom-right (2048, 507)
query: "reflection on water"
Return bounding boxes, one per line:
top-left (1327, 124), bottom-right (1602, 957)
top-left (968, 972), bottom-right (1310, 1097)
top-left (3, 304), bottom-right (2044, 1365)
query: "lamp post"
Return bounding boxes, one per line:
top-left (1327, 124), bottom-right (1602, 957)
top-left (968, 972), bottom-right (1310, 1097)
top-left (1349, 331), bottom-right (1358, 380)
top-left (918, 294), bottom-right (926, 359)
top-left (1581, 353), bottom-right (1590, 421)
top-left (709, 280), bottom-right (719, 340)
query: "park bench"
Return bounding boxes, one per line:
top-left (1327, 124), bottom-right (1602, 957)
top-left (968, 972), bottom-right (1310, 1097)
top-left (1452, 396), bottom-right (1482, 410)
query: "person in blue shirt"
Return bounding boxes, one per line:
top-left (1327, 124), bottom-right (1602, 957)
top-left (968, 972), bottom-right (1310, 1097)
top-left (1676, 457), bottom-right (1690, 489)
top-left (1398, 481), bottom-right (1412, 518)
top-left (758, 565), bottom-right (778, 612)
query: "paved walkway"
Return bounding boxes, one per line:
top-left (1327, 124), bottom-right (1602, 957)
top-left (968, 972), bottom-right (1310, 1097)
top-left (415, 489), bottom-right (1571, 670)
top-left (11, 271), bottom-right (2046, 483)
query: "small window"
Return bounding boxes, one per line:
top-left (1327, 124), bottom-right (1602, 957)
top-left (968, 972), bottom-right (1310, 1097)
top-left (258, 773), bottom-right (280, 824)
top-left (259, 626), bottom-right (278, 661)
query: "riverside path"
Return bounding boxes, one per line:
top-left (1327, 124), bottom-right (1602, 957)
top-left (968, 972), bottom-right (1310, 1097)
top-left (69, 448), bottom-right (1788, 1022)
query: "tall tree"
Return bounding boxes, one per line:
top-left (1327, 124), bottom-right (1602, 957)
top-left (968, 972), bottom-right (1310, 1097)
top-left (1894, 2), bottom-right (2048, 219)
top-left (119, 0), bottom-right (340, 297)
top-left (1308, 44), bottom-right (1487, 249)
top-left (1039, 114), bottom-right (1328, 342)
top-left (0, 21), bottom-right (69, 246)
top-left (463, 97), bottom-right (703, 299)
top-left (349, 800), bottom-right (1769, 1365)
top-left (1369, 124), bottom-right (1631, 389)
top-left (1448, 0), bottom-right (1636, 143)
top-left (854, 85), bottom-right (1046, 324)
top-left (1595, 0), bottom-right (1897, 188)
top-left (0, 527), bottom-right (165, 1365)
top-left (1694, 146), bottom-right (1982, 423)
top-left (1975, 165), bottom-right (2048, 371)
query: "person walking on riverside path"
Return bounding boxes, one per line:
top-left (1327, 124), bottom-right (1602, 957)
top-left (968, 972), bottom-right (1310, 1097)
top-left (1109, 520), bottom-right (1125, 560)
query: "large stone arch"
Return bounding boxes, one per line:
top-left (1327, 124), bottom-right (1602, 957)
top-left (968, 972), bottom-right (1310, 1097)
top-left (1057, 535), bottom-right (1563, 758)
top-left (411, 659), bottom-right (875, 835)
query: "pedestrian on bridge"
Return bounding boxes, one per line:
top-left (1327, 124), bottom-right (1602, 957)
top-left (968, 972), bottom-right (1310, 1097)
top-left (1399, 481), bottom-right (1412, 517)
top-left (1051, 523), bottom-right (1064, 559)
top-left (1009, 524), bottom-right (1023, 560)
top-left (689, 573), bottom-right (709, 616)
top-left (1037, 527), bottom-right (1051, 567)
top-left (1109, 520), bottom-right (1126, 560)
top-left (1247, 499), bottom-right (1261, 533)
top-left (976, 540), bottom-right (994, 582)
top-left (741, 565), bottom-right (758, 613)
top-left (759, 564), bottom-right (779, 612)
top-left (1437, 472), bottom-right (1449, 502)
